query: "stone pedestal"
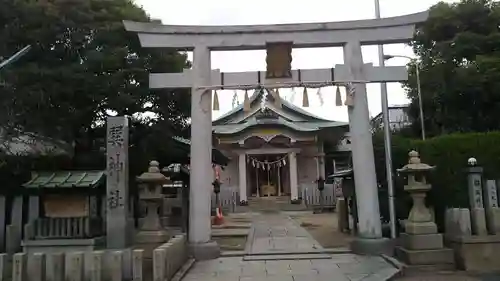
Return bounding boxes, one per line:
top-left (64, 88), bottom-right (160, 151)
top-left (189, 241), bottom-right (220, 261)
top-left (134, 231), bottom-right (170, 259)
top-left (396, 220), bottom-right (454, 270)
top-left (447, 234), bottom-right (500, 271)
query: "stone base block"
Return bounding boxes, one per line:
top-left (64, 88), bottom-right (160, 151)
top-left (135, 230), bottom-right (170, 259)
top-left (447, 234), bottom-right (500, 271)
top-left (350, 237), bottom-right (394, 256)
top-left (22, 237), bottom-right (105, 255)
top-left (396, 247), bottom-right (454, 266)
top-left (189, 241), bottom-right (220, 260)
top-left (400, 233), bottom-right (443, 250)
top-left (492, 208), bottom-right (500, 234)
top-left (405, 221), bottom-right (437, 235)
top-left (471, 208), bottom-right (487, 235)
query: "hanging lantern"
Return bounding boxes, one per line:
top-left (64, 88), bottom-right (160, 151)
top-left (316, 87), bottom-right (324, 106)
top-left (302, 87), bottom-right (309, 107)
top-left (213, 90), bottom-right (220, 111)
top-left (243, 89), bottom-right (251, 112)
top-left (335, 86), bottom-right (343, 106)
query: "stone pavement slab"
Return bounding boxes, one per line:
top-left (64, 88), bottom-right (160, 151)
top-left (182, 213), bottom-right (399, 281)
top-left (246, 213), bottom-right (323, 254)
top-left (181, 254), bottom-right (399, 281)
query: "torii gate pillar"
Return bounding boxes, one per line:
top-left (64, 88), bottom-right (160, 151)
top-left (342, 41), bottom-right (392, 255)
top-left (188, 46), bottom-right (221, 260)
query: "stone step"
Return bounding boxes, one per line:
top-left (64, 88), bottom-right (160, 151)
top-left (243, 253), bottom-right (332, 261)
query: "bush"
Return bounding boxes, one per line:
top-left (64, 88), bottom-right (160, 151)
top-left (374, 131), bottom-right (500, 231)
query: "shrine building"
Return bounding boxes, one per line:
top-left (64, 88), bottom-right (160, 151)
top-left (213, 88), bottom-right (351, 204)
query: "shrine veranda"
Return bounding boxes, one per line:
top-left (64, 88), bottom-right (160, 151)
top-left (124, 11), bottom-right (428, 258)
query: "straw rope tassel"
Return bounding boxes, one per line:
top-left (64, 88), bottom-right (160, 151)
top-left (274, 89), bottom-right (282, 108)
top-left (302, 87), bottom-right (309, 107)
top-left (243, 89), bottom-right (251, 112)
top-left (335, 86), bottom-right (343, 106)
top-left (213, 90), bottom-right (220, 111)
top-left (344, 84), bottom-right (355, 107)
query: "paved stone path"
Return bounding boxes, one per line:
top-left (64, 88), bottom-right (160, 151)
top-left (182, 212), bottom-right (400, 281)
top-left (246, 214), bottom-right (322, 254)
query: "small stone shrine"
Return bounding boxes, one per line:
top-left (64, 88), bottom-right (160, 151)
top-left (444, 158), bottom-right (500, 271)
top-left (395, 151), bottom-right (454, 270)
top-left (21, 171), bottom-right (106, 254)
top-left (135, 160), bottom-right (170, 257)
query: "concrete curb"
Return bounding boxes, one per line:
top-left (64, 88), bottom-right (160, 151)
top-left (381, 254), bottom-right (406, 280)
top-left (171, 258), bottom-right (195, 281)
top-left (243, 225), bottom-right (256, 254)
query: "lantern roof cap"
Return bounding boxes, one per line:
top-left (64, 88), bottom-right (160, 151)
top-left (397, 150), bottom-right (435, 173)
top-left (137, 160), bottom-right (170, 183)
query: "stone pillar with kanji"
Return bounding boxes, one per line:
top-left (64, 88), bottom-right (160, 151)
top-left (106, 116), bottom-right (130, 249)
top-left (466, 161), bottom-right (488, 235)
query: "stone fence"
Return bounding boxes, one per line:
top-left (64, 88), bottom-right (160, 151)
top-left (211, 187), bottom-right (238, 213)
top-left (152, 234), bottom-right (190, 281)
top-left (301, 184), bottom-right (336, 209)
top-left (0, 234), bottom-right (190, 281)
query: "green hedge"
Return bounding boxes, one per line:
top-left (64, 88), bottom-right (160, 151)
top-left (373, 131), bottom-right (500, 230)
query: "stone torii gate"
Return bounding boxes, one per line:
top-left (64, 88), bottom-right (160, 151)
top-left (124, 11), bottom-right (428, 259)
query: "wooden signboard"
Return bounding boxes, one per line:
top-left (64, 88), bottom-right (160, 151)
top-left (266, 42), bottom-right (293, 79)
top-left (44, 195), bottom-right (88, 218)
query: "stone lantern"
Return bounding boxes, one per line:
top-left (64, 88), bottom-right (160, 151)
top-left (396, 151), bottom-right (453, 268)
top-left (136, 160), bottom-right (169, 231)
top-left (331, 168), bottom-right (358, 234)
top-left (397, 150), bottom-right (436, 234)
top-left (135, 161), bottom-right (170, 256)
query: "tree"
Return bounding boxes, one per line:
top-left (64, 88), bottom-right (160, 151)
top-left (0, 0), bottom-right (191, 172)
top-left (404, 0), bottom-right (500, 137)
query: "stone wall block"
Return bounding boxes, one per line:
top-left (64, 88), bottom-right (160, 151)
top-left (89, 251), bottom-right (103, 281)
top-left (492, 208), bottom-right (500, 234)
top-left (152, 248), bottom-right (165, 281)
top-left (28, 253), bottom-right (45, 281)
top-left (470, 208), bottom-right (487, 235)
top-left (65, 252), bottom-right (83, 281)
top-left (12, 253), bottom-right (27, 281)
top-left (132, 250), bottom-right (144, 281)
top-left (458, 208), bottom-right (472, 236)
top-left (45, 253), bottom-right (64, 281)
top-left (110, 251), bottom-right (123, 281)
top-left (0, 253), bottom-right (9, 281)
top-left (445, 208), bottom-right (452, 235)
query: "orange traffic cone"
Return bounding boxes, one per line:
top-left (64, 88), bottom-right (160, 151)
top-left (212, 206), bottom-right (225, 225)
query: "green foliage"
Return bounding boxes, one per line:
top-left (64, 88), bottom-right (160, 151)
top-left (0, 0), bottom-right (192, 174)
top-left (404, 0), bottom-right (500, 136)
top-left (374, 131), bottom-right (500, 229)
top-left (0, 153), bottom-right (72, 195)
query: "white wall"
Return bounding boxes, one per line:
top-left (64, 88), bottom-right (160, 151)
top-left (219, 158), bottom-right (238, 189)
top-left (297, 145), bottom-right (319, 185)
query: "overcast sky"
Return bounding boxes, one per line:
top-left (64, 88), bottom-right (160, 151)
top-left (134, 0), bottom-right (456, 121)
